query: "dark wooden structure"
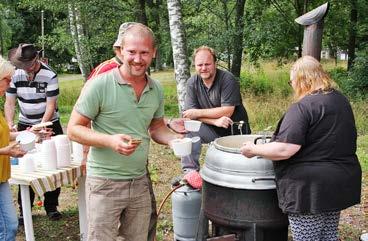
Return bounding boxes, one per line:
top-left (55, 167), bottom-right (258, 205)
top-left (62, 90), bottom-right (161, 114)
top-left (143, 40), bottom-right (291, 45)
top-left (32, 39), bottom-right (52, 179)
top-left (295, 2), bottom-right (330, 61)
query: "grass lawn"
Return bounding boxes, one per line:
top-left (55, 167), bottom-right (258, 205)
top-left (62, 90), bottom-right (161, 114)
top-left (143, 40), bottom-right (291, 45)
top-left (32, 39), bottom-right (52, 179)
top-left (14, 64), bottom-right (367, 240)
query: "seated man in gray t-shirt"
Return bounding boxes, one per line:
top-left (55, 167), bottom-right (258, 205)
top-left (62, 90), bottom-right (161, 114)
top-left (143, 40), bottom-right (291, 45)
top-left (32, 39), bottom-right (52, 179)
top-left (172, 46), bottom-right (251, 172)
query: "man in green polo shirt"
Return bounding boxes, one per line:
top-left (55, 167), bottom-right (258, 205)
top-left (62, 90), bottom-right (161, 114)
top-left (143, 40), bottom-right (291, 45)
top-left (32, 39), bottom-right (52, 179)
top-left (67, 23), bottom-right (180, 241)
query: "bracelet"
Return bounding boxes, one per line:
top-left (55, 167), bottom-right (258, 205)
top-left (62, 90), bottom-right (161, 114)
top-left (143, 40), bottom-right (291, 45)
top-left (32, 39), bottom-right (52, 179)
top-left (166, 118), bottom-right (172, 129)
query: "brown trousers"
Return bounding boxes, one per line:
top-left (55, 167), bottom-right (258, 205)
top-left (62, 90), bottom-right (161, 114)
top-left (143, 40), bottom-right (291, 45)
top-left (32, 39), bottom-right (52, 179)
top-left (86, 174), bottom-right (152, 241)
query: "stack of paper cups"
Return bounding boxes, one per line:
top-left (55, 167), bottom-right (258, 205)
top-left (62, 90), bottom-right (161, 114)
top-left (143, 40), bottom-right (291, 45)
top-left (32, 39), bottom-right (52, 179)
top-left (53, 135), bottom-right (71, 168)
top-left (72, 141), bottom-right (84, 163)
top-left (19, 153), bottom-right (36, 172)
top-left (40, 139), bottom-right (57, 170)
top-left (56, 144), bottom-right (71, 167)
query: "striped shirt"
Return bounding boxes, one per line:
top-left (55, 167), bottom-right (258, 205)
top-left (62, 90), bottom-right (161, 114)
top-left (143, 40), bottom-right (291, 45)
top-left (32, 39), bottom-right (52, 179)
top-left (6, 62), bottom-right (60, 125)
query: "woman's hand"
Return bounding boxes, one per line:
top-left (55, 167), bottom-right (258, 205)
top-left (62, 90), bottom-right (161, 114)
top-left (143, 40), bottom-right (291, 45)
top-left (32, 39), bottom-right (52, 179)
top-left (6, 142), bottom-right (26, 157)
top-left (240, 141), bottom-right (257, 158)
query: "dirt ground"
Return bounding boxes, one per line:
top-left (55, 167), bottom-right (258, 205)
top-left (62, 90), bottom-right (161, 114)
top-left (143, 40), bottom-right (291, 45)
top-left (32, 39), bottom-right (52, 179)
top-left (15, 142), bottom-right (367, 241)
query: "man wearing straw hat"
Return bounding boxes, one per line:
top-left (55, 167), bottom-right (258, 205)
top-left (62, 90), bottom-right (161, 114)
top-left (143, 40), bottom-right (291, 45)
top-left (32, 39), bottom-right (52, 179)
top-left (5, 43), bottom-right (63, 223)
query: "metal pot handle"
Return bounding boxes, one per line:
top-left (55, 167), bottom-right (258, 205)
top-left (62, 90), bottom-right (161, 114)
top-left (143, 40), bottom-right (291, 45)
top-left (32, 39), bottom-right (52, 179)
top-left (254, 136), bottom-right (272, 145)
top-left (251, 177), bottom-right (276, 183)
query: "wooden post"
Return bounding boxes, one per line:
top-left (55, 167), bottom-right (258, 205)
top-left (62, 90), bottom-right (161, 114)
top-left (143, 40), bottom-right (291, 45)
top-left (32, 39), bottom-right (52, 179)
top-left (295, 2), bottom-right (329, 61)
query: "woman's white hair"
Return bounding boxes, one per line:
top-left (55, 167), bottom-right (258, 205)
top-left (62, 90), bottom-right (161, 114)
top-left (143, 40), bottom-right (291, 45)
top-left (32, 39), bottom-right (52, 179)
top-left (0, 55), bottom-right (15, 80)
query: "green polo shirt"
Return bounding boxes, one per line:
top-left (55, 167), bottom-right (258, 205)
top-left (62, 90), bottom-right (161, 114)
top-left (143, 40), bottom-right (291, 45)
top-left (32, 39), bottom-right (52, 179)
top-left (75, 68), bottom-right (164, 179)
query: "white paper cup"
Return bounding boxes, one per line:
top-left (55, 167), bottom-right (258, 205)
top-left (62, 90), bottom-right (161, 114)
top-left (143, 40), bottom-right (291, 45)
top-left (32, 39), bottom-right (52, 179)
top-left (72, 141), bottom-right (84, 163)
top-left (19, 154), bottom-right (36, 172)
top-left (171, 138), bottom-right (192, 157)
top-left (52, 134), bottom-right (70, 146)
top-left (35, 143), bottom-right (42, 152)
top-left (40, 139), bottom-right (58, 170)
top-left (184, 120), bottom-right (202, 132)
top-left (56, 144), bottom-right (71, 167)
top-left (16, 131), bottom-right (36, 151)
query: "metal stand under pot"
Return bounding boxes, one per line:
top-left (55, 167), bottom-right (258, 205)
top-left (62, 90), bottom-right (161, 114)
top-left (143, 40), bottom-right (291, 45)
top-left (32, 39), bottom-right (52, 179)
top-left (197, 135), bottom-right (288, 241)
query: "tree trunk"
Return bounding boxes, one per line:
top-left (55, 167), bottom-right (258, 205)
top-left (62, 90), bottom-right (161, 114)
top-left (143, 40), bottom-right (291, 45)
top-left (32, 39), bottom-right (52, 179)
top-left (75, 6), bottom-right (92, 79)
top-left (137, 0), bottom-right (148, 25)
top-left (230, 0), bottom-right (246, 78)
top-left (0, 17), bottom-right (3, 56)
top-left (347, 0), bottom-right (357, 71)
top-left (295, 0), bottom-right (308, 58)
top-left (167, 0), bottom-right (191, 114)
top-left (68, 3), bottom-right (92, 81)
top-left (154, 0), bottom-right (163, 71)
top-left (221, 0), bottom-right (232, 70)
top-left (147, 0), bottom-right (163, 71)
top-left (136, 0), bottom-right (151, 75)
top-left (303, 0), bottom-right (308, 13)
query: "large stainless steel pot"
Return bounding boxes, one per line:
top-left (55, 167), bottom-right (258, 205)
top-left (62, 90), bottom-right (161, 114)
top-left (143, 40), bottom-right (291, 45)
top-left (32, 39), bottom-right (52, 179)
top-left (201, 135), bottom-right (275, 190)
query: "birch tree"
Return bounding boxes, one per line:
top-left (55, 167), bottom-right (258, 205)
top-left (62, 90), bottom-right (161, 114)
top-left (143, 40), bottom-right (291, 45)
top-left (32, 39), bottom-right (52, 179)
top-left (167, 0), bottom-right (190, 113)
top-left (68, 2), bottom-right (92, 81)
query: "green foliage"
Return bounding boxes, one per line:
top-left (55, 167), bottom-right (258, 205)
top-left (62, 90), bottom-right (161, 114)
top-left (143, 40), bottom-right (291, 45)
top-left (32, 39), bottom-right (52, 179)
top-left (324, 1), bottom-right (350, 55)
top-left (351, 100), bottom-right (368, 136)
top-left (357, 134), bottom-right (368, 173)
top-left (58, 77), bottom-right (83, 124)
top-left (329, 67), bottom-right (350, 93)
top-left (329, 49), bottom-right (368, 99)
top-left (244, 1), bottom-right (300, 63)
top-left (240, 72), bottom-right (274, 96)
top-left (348, 48), bottom-right (368, 97)
top-left (164, 85), bottom-right (180, 118)
top-left (239, 66), bottom-right (292, 97)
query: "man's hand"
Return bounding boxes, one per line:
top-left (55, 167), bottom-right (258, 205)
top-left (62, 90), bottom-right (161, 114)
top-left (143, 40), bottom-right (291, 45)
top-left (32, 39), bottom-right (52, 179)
top-left (168, 118), bottom-right (188, 134)
top-left (109, 134), bottom-right (141, 156)
top-left (182, 109), bottom-right (201, 119)
top-left (213, 116), bottom-right (233, 128)
top-left (28, 127), bottom-right (54, 142)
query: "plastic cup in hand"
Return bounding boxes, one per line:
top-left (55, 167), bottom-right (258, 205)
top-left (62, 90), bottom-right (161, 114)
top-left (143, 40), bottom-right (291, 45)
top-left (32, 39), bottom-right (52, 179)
top-left (171, 138), bottom-right (192, 157)
top-left (184, 120), bottom-right (202, 132)
top-left (16, 131), bottom-right (36, 151)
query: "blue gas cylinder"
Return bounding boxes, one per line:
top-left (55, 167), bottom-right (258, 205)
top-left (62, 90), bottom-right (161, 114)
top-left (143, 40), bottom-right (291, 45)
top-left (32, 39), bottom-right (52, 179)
top-left (171, 185), bottom-right (202, 241)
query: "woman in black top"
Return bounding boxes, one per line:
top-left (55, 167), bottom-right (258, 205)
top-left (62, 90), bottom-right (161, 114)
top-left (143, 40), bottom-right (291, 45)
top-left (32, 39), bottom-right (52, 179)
top-left (240, 56), bottom-right (362, 241)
